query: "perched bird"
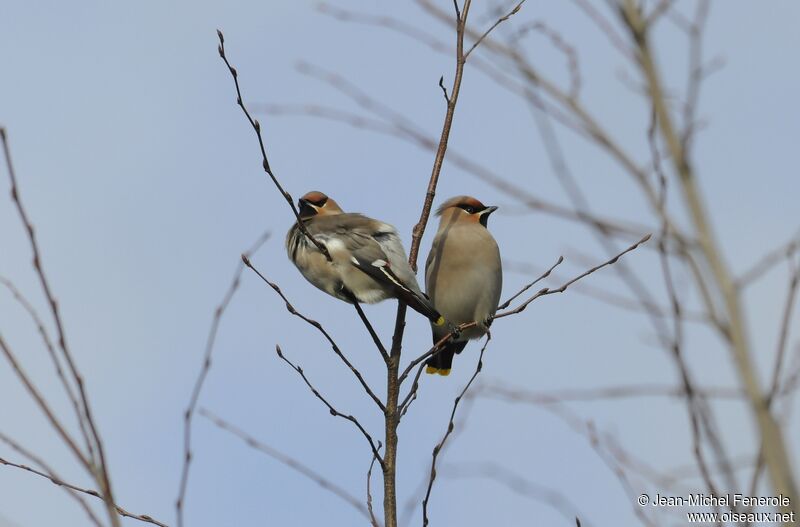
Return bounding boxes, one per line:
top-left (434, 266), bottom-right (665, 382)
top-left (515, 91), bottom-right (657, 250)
top-left (286, 191), bottom-right (444, 325)
top-left (425, 196), bottom-right (502, 376)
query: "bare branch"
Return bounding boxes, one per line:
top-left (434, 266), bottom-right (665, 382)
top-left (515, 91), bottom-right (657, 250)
top-left (652, 113), bottom-right (725, 513)
top-left (569, 0), bottom-right (634, 60)
top-left (679, 0), bottom-right (710, 152)
top-left (1, 126), bottom-right (119, 526)
top-left (476, 383), bottom-right (745, 404)
top-left (407, 0), bottom-right (473, 271)
top-left (620, 0), bottom-right (798, 506)
top-left (736, 230), bottom-right (800, 288)
top-left (422, 335), bottom-right (489, 526)
top-left (496, 234), bottom-right (651, 318)
top-left (176, 230), bottom-right (271, 527)
top-left (215, 30), bottom-right (330, 261)
top-left (199, 408), bottom-right (372, 523)
top-left (318, 4), bottom-right (450, 56)
top-left (366, 443), bottom-right (383, 527)
top-left (772, 262), bottom-right (800, 404)
top-left (0, 434), bottom-right (166, 527)
top-left (437, 75), bottom-right (449, 104)
top-left (511, 21), bottom-right (581, 98)
top-left (275, 345), bottom-right (383, 466)
top-left (444, 462), bottom-right (591, 527)
top-left (400, 234), bottom-right (650, 385)
top-left (0, 334), bottom-right (89, 471)
top-left (498, 255), bottom-right (563, 310)
top-left (464, 0), bottom-right (526, 59)
top-left (0, 276), bottom-right (93, 457)
top-left (505, 260), bottom-right (711, 323)
top-left (746, 257), bottom-right (800, 506)
top-left (0, 433), bottom-right (101, 527)
top-left (241, 255), bottom-right (385, 411)
top-left (352, 301), bottom-right (390, 362)
top-left (381, 3), bottom-right (482, 525)
top-left (483, 391), bottom-right (656, 526)
top-left (258, 101), bottom-right (652, 241)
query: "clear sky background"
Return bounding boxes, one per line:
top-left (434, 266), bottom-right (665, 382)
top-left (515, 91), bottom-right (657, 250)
top-left (1, 1), bottom-right (799, 526)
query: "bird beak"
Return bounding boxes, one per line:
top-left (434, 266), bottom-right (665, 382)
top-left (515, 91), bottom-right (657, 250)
top-left (478, 206), bottom-right (497, 227)
top-left (298, 199), bottom-right (318, 219)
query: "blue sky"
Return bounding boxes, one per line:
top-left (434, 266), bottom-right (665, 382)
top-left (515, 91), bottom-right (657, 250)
top-left (1, 1), bottom-right (799, 526)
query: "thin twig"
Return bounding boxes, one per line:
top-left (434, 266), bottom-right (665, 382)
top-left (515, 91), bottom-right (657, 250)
top-left (258, 101), bottom-right (650, 241)
top-left (484, 392), bottom-right (656, 526)
top-left (498, 255), bottom-right (564, 309)
top-left (0, 334), bottom-right (88, 472)
top-left (352, 301), bottom-right (390, 362)
top-left (464, 0), bottom-right (526, 59)
top-left (215, 31), bottom-right (330, 261)
top-left (241, 256), bottom-right (385, 411)
top-left (0, 433), bottom-right (101, 527)
top-left (569, 0), bottom-right (634, 60)
top-left (443, 462), bottom-right (592, 527)
top-left (199, 408), bottom-right (372, 522)
top-left (176, 230), bottom-right (271, 527)
top-left (736, 230), bottom-right (800, 288)
top-left (437, 76), bottom-right (449, 104)
top-left (512, 21), bottom-right (581, 99)
top-left (399, 234), bottom-right (651, 384)
top-left (0, 434), bottom-right (166, 527)
top-left (397, 253), bottom-right (562, 416)
top-left (1, 126), bottom-right (119, 526)
top-left (651, 110), bottom-right (724, 520)
top-left (421, 335), bottom-right (489, 526)
top-left (476, 383), bottom-right (745, 404)
top-left (407, 0), bottom-right (473, 271)
top-left (769, 260), bottom-right (800, 405)
top-left (495, 234), bottom-right (651, 319)
top-left (366, 442), bottom-right (383, 527)
top-left (620, 0), bottom-right (798, 507)
top-left (275, 345), bottom-right (383, 465)
top-left (504, 261), bottom-right (711, 323)
top-left (746, 257), bottom-right (800, 507)
top-left (0, 276), bottom-right (92, 457)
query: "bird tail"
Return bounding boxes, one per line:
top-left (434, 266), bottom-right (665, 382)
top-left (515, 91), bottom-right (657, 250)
top-left (351, 257), bottom-right (445, 325)
top-left (402, 290), bottom-right (445, 327)
top-left (425, 340), bottom-right (467, 376)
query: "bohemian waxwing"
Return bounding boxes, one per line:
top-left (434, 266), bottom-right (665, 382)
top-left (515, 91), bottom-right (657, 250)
top-left (424, 196), bottom-right (502, 375)
top-left (286, 191), bottom-right (445, 325)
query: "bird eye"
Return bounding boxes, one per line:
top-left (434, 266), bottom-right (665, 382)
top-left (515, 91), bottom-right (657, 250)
top-left (459, 205), bottom-right (476, 214)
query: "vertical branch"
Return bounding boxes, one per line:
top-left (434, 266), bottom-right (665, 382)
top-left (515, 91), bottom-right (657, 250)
top-left (1, 127), bottom-right (120, 527)
top-left (650, 111), bottom-right (724, 522)
top-left (407, 0), bottom-right (473, 271)
top-left (383, 2), bottom-right (479, 525)
top-left (620, 0), bottom-right (798, 510)
top-left (216, 31), bottom-right (331, 261)
top-left (176, 231), bottom-right (270, 527)
top-left (422, 335), bottom-right (489, 526)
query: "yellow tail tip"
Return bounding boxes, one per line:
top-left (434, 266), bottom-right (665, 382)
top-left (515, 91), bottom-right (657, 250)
top-left (434, 316), bottom-right (445, 326)
top-left (425, 365), bottom-right (451, 376)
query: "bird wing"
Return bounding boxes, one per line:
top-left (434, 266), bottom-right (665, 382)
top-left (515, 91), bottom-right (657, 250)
top-left (313, 214), bottom-right (442, 323)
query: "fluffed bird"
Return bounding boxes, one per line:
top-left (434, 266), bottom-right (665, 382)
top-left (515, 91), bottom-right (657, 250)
top-left (286, 191), bottom-right (444, 325)
top-left (424, 196), bottom-right (502, 376)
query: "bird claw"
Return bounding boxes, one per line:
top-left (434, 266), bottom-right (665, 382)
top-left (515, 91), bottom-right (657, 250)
top-left (448, 322), bottom-right (462, 338)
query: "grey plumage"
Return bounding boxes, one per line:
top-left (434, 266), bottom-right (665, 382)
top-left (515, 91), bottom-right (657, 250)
top-left (425, 196), bottom-right (502, 375)
top-left (286, 191), bottom-right (443, 324)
